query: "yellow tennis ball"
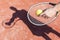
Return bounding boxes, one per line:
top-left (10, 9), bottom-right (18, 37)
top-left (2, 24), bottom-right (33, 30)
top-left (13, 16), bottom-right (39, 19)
top-left (36, 9), bottom-right (43, 16)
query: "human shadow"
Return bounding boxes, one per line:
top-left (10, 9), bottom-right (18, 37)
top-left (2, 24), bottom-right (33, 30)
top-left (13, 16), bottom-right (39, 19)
top-left (5, 6), bottom-right (60, 40)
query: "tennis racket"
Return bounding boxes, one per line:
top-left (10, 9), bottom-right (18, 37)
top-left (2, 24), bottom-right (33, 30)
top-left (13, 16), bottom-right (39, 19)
top-left (27, 2), bottom-right (60, 26)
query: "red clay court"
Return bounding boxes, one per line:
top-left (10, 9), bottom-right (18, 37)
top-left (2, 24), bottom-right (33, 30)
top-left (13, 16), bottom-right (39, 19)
top-left (0, 0), bottom-right (60, 40)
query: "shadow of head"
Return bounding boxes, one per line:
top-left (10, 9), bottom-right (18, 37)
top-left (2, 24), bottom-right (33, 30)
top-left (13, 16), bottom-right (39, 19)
top-left (11, 8), bottom-right (27, 19)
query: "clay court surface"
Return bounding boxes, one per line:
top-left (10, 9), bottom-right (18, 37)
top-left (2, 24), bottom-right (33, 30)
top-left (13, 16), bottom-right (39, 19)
top-left (0, 0), bottom-right (60, 40)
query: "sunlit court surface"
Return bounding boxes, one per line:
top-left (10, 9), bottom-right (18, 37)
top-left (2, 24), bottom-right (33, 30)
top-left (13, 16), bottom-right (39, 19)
top-left (0, 0), bottom-right (60, 40)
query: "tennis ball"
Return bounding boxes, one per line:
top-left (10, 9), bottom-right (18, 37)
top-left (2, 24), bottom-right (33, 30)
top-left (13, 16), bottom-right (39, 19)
top-left (36, 9), bottom-right (43, 16)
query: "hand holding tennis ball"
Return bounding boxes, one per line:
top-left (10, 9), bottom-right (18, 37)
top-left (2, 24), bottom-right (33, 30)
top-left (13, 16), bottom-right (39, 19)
top-left (36, 8), bottom-right (58, 18)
